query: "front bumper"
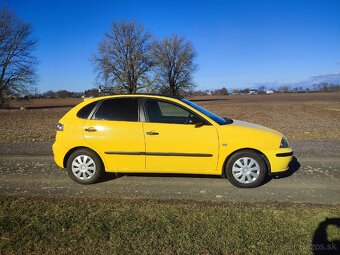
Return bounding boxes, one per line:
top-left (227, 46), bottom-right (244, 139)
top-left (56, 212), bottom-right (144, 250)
top-left (266, 148), bottom-right (293, 174)
top-left (276, 151), bottom-right (294, 157)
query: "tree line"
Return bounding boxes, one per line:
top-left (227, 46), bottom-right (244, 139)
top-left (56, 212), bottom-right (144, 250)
top-left (228, 83), bottom-right (340, 95)
top-left (273, 83), bottom-right (340, 93)
top-left (0, 6), bottom-right (197, 106)
top-left (22, 81), bottom-right (340, 100)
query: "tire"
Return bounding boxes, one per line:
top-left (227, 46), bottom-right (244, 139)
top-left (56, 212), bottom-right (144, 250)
top-left (225, 150), bottom-right (267, 188)
top-left (66, 149), bottom-right (104, 184)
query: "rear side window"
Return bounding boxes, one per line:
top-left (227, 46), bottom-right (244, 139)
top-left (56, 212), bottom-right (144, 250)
top-left (77, 101), bottom-right (98, 119)
top-left (94, 98), bottom-right (138, 121)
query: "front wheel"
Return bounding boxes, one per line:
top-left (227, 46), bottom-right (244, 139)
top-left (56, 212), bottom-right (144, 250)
top-left (66, 149), bottom-right (103, 184)
top-left (225, 150), bottom-right (267, 188)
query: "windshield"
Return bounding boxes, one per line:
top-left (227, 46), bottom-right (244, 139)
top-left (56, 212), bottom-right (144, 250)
top-left (181, 99), bottom-right (232, 125)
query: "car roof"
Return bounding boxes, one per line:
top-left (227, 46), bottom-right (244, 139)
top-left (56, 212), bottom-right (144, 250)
top-left (84, 93), bottom-right (183, 102)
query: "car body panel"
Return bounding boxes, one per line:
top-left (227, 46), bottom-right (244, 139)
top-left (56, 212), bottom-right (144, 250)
top-left (83, 119), bottom-right (146, 172)
top-left (143, 122), bottom-right (219, 173)
top-left (215, 120), bottom-right (292, 173)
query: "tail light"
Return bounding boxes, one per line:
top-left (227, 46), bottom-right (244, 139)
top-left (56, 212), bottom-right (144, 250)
top-left (56, 123), bottom-right (64, 131)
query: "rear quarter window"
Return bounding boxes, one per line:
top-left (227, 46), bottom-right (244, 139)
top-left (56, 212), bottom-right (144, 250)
top-left (76, 101), bottom-right (98, 119)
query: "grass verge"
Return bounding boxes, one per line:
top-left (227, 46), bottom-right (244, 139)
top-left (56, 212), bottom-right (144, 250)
top-left (0, 197), bottom-right (339, 254)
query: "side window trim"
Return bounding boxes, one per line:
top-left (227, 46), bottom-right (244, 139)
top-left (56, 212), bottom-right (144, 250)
top-left (88, 100), bottom-right (102, 120)
top-left (138, 98), bottom-right (145, 122)
top-left (141, 98), bottom-right (149, 122)
top-left (141, 98), bottom-right (211, 125)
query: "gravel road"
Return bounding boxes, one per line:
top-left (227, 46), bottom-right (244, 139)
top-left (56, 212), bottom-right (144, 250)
top-left (0, 140), bottom-right (339, 204)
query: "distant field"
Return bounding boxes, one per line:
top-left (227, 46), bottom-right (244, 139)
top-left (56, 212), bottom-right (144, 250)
top-left (7, 92), bottom-right (340, 108)
top-left (8, 98), bottom-right (82, 108)
top-left (0, 92), bottom-right (339, 142)
top-left (194, 93), bottom-right (340, 141)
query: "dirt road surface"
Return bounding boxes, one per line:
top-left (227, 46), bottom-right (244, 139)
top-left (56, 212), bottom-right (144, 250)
top-left (1, 144), bottom-right (339, 204)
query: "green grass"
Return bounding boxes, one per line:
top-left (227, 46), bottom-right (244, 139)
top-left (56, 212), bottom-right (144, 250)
top-left (0, 197), bottom-right (339, 255)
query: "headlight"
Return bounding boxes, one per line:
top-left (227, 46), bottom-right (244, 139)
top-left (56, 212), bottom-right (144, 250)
top-left (280, 137), bottom-right (289, 148)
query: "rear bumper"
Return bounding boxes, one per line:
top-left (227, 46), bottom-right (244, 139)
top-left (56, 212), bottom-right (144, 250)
top-left (52, 140), bottom-right (66, 168)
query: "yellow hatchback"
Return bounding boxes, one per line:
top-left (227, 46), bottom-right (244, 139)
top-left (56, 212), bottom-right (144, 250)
top-left (52, 94), bottom-right (293, 188)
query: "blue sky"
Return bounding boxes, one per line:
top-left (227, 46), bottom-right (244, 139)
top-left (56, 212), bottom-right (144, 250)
top-left (5, 0), bottom-right (340, 92)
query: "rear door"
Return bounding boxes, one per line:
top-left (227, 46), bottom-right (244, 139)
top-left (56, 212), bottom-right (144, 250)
top-left (142, 98), bottom-right (219, 174)
top-left (83, 97), bottom-right (145, 172)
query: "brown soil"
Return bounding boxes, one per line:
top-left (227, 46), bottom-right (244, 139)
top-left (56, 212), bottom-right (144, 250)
top-left (1, 92), bottom-right (339, 142)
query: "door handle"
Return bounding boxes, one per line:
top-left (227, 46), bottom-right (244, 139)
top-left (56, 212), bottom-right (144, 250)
top-left (84, 127), bottom-right (97, 132)
top-left (146, 131), bottom-right (159, 135)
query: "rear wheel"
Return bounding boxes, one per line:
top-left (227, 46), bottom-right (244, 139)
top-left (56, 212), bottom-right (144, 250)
top-left (66, 149), bottom-right (103, 184)
top-left (225, 150), bottom-right (267, 188)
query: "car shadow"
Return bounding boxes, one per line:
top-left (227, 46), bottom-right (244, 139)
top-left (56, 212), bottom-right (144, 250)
top-left (262, 156), bottom-right (301, 185)
top-left (98, 156), bottom-right (301, 185)
top-left (98, 172), bottom-right (220, 183)
top-left (312, 218), bottom-right (340, 255)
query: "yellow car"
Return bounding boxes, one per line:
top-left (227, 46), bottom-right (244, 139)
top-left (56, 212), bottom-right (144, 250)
top-left (52, 94), bottom-right (293, 188)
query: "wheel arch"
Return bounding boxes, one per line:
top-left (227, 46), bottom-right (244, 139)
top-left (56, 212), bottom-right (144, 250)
top-left (63, 146), bottom-right (105, 170)
top-left (222, 148), bottom-right (271, 176)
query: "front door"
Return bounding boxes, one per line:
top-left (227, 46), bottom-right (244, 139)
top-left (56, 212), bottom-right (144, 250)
top-left (83, 98), bottom-right (145, 172)
top-left (142, 98), bottom-right (219, 174)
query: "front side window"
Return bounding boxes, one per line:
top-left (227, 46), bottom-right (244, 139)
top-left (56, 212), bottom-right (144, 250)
top-left (144, 99), bottom-right (204, 124)
top-left (181, 99), bottom-right (232, 125)
top-left (94, 98), bottom-right (138, 121)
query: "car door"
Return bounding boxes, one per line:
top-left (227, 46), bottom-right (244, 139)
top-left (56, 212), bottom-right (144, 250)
top-left (142, 98), bottom-right (219, 174)
top-left (83, 97), bottom-right (145, 172)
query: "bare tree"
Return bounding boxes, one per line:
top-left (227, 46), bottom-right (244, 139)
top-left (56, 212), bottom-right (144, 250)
top-left (258, 85), bottom-right (266, 92)
top-left (278, 85), bottom-right (289, 93)
top-left (214, 87), bottom-right (228, 96)
top-left (151, 34), bottom-right (198, 96)
top-left (92, 21), bottom-right (152, 93)
top-left (0, 6), bottom-right (38, 106)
